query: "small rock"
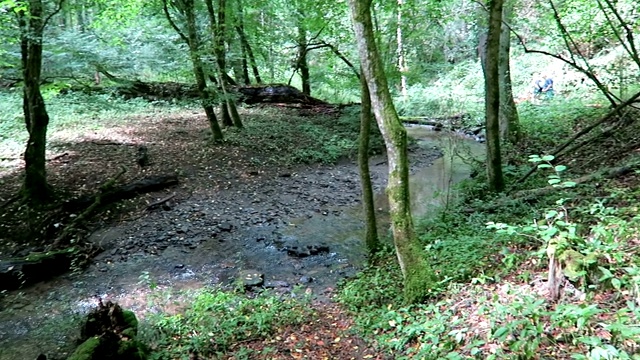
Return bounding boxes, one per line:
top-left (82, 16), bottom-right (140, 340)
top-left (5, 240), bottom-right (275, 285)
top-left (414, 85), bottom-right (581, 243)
top-left (239, 270), bottom-right (264, 287)
top-left (218, 222), bottom-right (233, 232)
top-left (299, 276), bottom-right (313, 284)
top-left (175, 264), bottom-right (185, 269)
top-left (264, 280), bottom-right (291, 288)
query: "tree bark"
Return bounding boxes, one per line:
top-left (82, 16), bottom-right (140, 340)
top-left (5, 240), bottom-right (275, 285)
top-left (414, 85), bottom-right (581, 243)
top-left (206, 0), bottom-right (241, 128)
top-left (296, 21), bottom-right (311, 95)
top-left (498, 2), bottom-right (521, 144)
top-left (349, 0), bottom-right (435, 303)
top-left (164, 0), bottom-right (223, 141)
top-left (235, 0), bottom-right (259, 84)
top-left (358, 69), bottom-right (379, 255)
top-left (483, 0), bottom-right (505, 192)
top-left (20, 0), bottom-right (53, 204)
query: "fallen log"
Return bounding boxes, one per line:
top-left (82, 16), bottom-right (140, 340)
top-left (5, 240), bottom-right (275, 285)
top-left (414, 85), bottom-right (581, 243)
top-left (472, 162), bottom-right (640, 213)
top-left (62, 175), bottom-right (179, 213)
top-left (0, 247), bottom-right (76, 291)
top-left (235, 84), bottom-right (328, 105)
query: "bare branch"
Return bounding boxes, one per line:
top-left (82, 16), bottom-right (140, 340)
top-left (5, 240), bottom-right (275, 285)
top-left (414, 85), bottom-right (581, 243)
top-left (42, 0), bottom-right (65, 30)
top-left (162, 0), bottom-right (189, 44)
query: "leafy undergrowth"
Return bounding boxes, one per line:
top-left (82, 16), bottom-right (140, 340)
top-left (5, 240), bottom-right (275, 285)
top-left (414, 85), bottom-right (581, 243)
top-left (338, 184), bottom-right (640, 359)
top-left (141, 287), bottom-right (382, 360)
top-left (225, 105), bottom-right (384, 165)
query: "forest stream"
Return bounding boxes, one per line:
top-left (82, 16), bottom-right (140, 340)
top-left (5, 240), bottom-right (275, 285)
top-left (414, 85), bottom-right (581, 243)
top-left (0, 126), bottom-right (484, 360)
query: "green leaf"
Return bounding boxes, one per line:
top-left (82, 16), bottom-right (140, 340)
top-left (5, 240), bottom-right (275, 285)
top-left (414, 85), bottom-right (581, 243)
top-left (492, 326), bottom-right (509, 340)
top-left (548, 178), bottom-right (561, 185)
top-left (537, 164), bottom-right (552, 169)
top-left (611, 278), bottom-right (622, 290)
top-left (554, 165), bottom-right (567, 172)
top-left (542, 155), bottom-right (555, 161)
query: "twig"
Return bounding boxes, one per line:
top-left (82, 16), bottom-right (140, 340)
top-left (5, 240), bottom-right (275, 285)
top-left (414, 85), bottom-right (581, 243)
top-left (146, 193), bottom-right (175, 211)
top-left (517, 91), bottom-right (640, 183)
top-left (53, 167), bottom-right (127, 248)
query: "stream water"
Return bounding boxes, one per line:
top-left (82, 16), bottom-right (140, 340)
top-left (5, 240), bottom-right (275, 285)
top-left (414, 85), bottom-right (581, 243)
top-left (0, 126), bottom-right (484, 360)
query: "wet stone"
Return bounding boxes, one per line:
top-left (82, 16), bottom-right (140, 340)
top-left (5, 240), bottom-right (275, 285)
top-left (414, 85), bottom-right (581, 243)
top-left (299, 276), bottom-right (313, 284)
top-left (264, 280), bottom-right (290, 288)
top-left (239, 270), bottom-right (264, 287)
top-left (285, 244), bottom-right (330, 258)
top-left (218, 222), bottom-right (233, 232)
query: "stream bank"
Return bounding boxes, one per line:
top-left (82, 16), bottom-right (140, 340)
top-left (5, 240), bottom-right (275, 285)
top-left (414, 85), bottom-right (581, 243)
top-left (0, 126), bottom-right (483, 360)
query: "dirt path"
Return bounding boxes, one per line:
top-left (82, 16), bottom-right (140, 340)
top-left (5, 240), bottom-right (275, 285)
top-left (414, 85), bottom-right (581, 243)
top-left (0, 108), bottom-right (442, 359)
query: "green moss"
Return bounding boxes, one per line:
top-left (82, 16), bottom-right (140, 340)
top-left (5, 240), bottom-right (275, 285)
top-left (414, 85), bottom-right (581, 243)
top-left (118, 339), bottom-right (147, 360)
top-left (67, 336), bottom-right (101, 360)
top-left (122, 310), bottom-right (139, 334)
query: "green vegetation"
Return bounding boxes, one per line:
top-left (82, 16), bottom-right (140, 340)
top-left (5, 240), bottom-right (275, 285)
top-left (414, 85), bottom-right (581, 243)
top-left (1, 0), bottom-right (640, 358)
top-left (225, 106), bottom-right (384, 165)
top-left (336, 85), bottom-right (640, 358)
top-left (141, 287), bottom-right (313, 359)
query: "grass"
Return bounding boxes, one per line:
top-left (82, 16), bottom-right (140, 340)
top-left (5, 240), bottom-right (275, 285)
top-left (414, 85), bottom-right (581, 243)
top-left (140, 286), bottom-right (314, 359)
top-left (0, 90), bottom-right (199, 161)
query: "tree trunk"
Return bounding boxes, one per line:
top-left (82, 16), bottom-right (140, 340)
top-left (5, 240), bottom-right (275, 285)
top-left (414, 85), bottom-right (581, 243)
top-left (20, 0), bottom-right (52, 205)
top-left (484, 0), bottom-right (505, 192)
top-left (498, 2), bottom-right (521, 144)
top-left (296, 21), bottom-right (311, 95)
top-left (235, 0), bottom-right (257, 84)
top-left (358, 69), bottom-right (379, 255)
top-left (396, 0), bottom-right (408, 96)
top-left (206, 0), bottom-right (239, 128)
top-left (349, 0), bottom-right (435, 303)
top-left (176, 0), bottom-right (224, 141)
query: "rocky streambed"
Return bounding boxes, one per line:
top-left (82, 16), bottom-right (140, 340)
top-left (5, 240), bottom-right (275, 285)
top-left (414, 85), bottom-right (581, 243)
top-left (0, 127), bottom-right (482, 360)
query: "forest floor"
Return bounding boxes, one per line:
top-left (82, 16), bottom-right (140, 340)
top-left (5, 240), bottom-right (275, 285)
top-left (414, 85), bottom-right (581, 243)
top-left (0, 104), bottom-right (446, 359)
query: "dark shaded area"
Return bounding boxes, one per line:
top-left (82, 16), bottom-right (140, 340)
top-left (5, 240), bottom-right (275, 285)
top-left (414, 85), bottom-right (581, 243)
top-left (0, 248), bottom-right (75, 291)
top-left (236, 83), bottom-right (327, 105)
top-left (62, 175), bottom-right (179, 213)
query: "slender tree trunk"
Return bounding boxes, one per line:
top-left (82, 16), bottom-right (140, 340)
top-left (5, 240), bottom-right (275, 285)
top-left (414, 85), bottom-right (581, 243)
top-left (296, 19), bottom-right (311, 95)
top-left (175, 0), bottom-right (224, 141)
top-left (20, 0), bottom-right (52, 204)
top-left (396, 0), bottom-right (407, 96)
top-left (358, 69), bottom-right (379, 255)
top-left (205, 0), bottom-right (240, 127)
top-left (484, 0), bottom-right (505, 192)
top-left (235, 0), bottom-right (256, 84)
top-left (498, 2), bottom-right (521, 144)
top-left (349, 0), bottom-right (435, 303)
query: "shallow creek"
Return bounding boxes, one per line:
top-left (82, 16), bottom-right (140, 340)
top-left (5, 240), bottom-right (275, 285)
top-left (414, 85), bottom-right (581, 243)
top-left (0, 126), bottom-right (484, 360)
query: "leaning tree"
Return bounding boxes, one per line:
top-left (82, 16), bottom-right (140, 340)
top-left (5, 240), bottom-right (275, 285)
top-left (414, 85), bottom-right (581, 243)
top-left (349, 0), bottom-right (436, 303)
top-left (16, 0), bottom-right (65, 204)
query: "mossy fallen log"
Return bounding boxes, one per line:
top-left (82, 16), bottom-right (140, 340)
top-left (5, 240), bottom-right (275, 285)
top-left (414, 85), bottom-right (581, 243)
top-left (0, 247), bottom-right (76, 290)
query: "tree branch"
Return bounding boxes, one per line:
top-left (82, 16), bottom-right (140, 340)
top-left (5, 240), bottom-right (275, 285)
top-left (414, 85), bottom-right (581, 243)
top-left (162, 0), bottom-right (189, 44)
top-left (517, 89), bottom-right (640, 183)
top-left (42, 0), bottom-right (66, 30)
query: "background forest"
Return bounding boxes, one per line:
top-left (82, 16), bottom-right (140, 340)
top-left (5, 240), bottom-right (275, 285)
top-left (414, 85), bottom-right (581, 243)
top-left (1, 0), bottom-right (640, 359)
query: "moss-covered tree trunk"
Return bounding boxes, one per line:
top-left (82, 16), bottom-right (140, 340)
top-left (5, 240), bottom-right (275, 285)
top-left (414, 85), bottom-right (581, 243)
top-left (206, 0), bottom-right (241, 128)
top-left (164, 0), bottom-right (223, 141)
top-left (358, 69), bottom-right (379, 255)
top-left (235, 0), bottom-right (261, 84)
top-left (296, 19), bottom-right (311, 95)
top-left (349, 0), bottom-right (435, 303)
top-left (20, 0), bottom-right (52, 204)
top-left (484, 0), bottom-right (505, 192)
top-left (498, 2), bottom-right (521, 144)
